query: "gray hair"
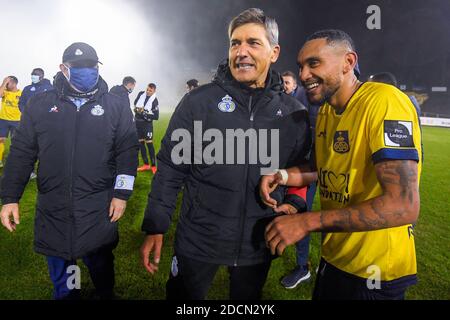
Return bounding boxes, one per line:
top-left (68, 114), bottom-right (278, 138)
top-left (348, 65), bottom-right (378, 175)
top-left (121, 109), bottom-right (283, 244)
top-left (228, 8), bottom-right (279, 47)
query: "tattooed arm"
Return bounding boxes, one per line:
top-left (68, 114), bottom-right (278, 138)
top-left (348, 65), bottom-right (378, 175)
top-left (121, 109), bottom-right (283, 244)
top-left (265, 160), bottom-right (420, 255)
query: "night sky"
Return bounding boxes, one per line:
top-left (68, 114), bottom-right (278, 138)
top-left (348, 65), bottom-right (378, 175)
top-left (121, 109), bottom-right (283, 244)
top-left (137, 0), bottom-right (450, 89)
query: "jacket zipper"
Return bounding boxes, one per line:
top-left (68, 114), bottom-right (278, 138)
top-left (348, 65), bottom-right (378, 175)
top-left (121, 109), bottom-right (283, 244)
top-left (68, 104), bottom-right (81, 259)
top-left (234, 95), bottom-right (255, 266)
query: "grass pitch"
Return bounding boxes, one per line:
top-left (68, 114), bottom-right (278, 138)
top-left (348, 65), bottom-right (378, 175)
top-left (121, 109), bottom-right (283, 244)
top-left (0, 114), bottom-right (448, 300)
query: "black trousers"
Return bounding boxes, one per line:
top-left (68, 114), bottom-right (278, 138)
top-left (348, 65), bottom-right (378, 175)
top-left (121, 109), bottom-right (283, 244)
top-left (166, 255), bottom-right (271, 300)
top-left (136, 121), bottom-right (156, 166)
top-left (313, 258), bottom-right (413, 300)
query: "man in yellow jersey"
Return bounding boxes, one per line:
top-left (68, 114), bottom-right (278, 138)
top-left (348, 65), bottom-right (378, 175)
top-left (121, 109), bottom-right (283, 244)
top-left (0, 76), bottom-right (22, 167)
top-left (260, 29), bottom-right (421, 300)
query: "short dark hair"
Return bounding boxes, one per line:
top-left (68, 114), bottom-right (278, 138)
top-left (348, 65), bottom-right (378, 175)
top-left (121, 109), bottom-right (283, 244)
top-left (186, 79), bottom-right (199, 88)
top-left (148, 83), bottom-right (156, 89)
top-left (122, 76), bottom-right (136, 86)
top-left (368, 72), bottom-right (398, 87)
top-left (282, 71), bottom-right (297, 82)
top-left (8, 76), bottom-right (18, 84)
top-left (307, 29), bottom-right (356, 52)
top-left (228, 8), bottom-right (279, 47)
top-left (32, 68), bottom-right (44, 77)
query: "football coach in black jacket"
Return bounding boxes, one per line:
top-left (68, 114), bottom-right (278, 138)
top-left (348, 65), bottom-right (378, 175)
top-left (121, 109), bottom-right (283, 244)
top-left (0, 42), bottom-right (139, 299)
top-left (140, 8), bottom-right (312, 300)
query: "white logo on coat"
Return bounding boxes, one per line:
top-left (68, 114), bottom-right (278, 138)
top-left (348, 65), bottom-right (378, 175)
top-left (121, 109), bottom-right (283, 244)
top-left (218, 95), bottom-right (236, 113)
top-left (91, 105), bottom-right (104, 116)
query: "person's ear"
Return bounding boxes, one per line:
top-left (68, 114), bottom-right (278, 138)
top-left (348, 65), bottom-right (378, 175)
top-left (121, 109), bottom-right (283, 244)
top-left (59, 64), bottom-right (69, 77)
top-left (270, 45), bottom-right (281, 63)
top-left (343, 52), bottom-right (357, 75)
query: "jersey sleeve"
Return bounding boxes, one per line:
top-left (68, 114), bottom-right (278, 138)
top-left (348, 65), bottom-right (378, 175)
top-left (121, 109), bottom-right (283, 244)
top-left (368, 86), bottom-right (421, 164)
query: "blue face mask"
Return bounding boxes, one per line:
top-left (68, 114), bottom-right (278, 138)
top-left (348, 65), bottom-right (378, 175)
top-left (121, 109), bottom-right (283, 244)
top-left (65, 65), bottom-right (99, 92)
top-left (31, 75), bottom-right (40, 84)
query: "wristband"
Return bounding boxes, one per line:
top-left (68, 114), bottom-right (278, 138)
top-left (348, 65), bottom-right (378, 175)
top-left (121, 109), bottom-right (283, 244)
top-left (277, 169), bottom-right (288, 185)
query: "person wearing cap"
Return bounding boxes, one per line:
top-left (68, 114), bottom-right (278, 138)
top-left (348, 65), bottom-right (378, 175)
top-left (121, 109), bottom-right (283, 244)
top-left (0, 76), bottom-right (22, 168)
top-left (260, 29), bottom-right (422, 300)
top-left (110, 76), bottom-right (136, 100)
top-left (0, 42), bottom-right (139, 299)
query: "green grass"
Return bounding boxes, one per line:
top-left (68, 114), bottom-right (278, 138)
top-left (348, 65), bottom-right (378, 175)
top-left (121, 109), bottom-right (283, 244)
top-left (0, 114), bottom-right (449, 300)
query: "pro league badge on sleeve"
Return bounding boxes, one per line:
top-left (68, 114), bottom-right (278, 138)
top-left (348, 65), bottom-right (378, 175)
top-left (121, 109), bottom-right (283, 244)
top-left (384, 120), bottom-right (414, 147)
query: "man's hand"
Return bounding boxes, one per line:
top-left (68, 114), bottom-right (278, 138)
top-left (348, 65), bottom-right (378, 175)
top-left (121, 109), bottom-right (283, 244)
top-left (274, 203), bottom-right (297, 215)
top-left (1, 77), bottom-right (10, 87)
top-left (134, 107), bottom-right (144, 114)
top-left (259, 172), bottom-right (283, 208)
top-left (0, 203), bottom-right (20, 232)
top-left (265, 213), bottom-right (311, 256)
top-left (109, 198), bottom-right (127, 222)
top-left (140, 234), bottom-right (163, 275)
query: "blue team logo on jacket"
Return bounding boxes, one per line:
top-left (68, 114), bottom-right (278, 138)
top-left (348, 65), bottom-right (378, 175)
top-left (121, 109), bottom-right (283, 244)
top-left (333, 131), bottom-right (350, 153)
top-left (91, 105), bottom-right (104, 116)
top-left (218, 95), bottom-right (236, 113)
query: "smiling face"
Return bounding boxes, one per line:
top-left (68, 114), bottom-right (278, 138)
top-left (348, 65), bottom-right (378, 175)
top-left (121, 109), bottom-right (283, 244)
top-left (229, 23), bottom-right (280, 88)
top-left (297, 37), bottom-right (361, 107)
top-left (297, 38), bottom-right (346, 105)
top-left (146, 86), bottom-right (155, 96)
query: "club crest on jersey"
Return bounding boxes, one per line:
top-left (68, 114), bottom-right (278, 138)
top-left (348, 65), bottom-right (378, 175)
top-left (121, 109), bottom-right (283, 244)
top-left (276, 109), bottom-right (283, 117)
top-left (30, 87), bottom-right (36, 92)
top-left (218, 95), bottom-right (236, 113)
top-left (333, 131), bottom-right (350, 153)
top-left (91, 105), bottom-right (104, 116)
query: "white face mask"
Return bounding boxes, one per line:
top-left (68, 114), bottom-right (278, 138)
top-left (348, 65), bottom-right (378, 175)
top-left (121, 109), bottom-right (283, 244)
top-left (31, 75), bottom-right (40, 84)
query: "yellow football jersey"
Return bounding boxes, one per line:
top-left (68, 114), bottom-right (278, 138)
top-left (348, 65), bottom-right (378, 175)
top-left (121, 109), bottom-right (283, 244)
top-left (0, 90), bottom-right (22, 121)
top-left (315, 82), bottom-right (422, 281)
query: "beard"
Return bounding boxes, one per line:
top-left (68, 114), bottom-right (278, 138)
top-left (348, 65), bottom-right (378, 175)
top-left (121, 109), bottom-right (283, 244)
top-left (306, 75), bottom-right (341, 106)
